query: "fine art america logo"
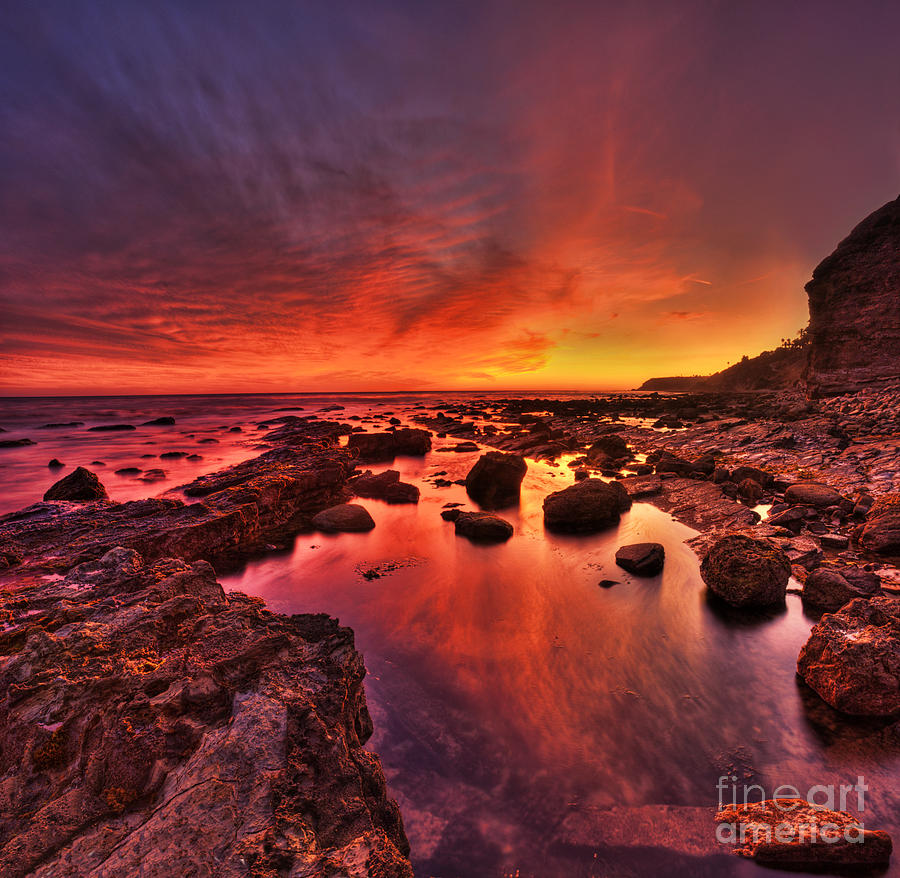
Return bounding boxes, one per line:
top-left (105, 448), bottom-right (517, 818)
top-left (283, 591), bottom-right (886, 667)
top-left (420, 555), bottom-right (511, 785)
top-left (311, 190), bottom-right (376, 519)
top-left (716, 775), bottom-right (870, 846)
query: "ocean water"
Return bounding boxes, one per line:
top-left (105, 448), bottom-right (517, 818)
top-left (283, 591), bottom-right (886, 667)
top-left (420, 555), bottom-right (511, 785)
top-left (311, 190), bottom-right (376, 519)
top-left (2, 392), bottom-right (898, 877)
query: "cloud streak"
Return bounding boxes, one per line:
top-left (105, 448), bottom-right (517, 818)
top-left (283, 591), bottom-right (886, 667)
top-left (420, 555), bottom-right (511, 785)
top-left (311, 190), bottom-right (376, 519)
top-left (1, 0), bottom-right (898, 392)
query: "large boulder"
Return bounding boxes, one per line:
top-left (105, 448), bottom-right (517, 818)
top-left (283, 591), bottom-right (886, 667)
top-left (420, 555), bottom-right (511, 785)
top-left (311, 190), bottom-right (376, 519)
top-left (43, 467), bottom-right (108, 502)
top-left (802, 567), bottom-right (881, 612)
top-left (311, 504), bottom-right (376, 533)
top-left (700, 534), bottom-right (791, 607)
top-left (805, 194), bottom-right (900, 396)
top-left (798, 596), bottom-right (900, 715)
top-left (543, 479), bottom-right (631, 533)
top-left (453, 511), bottom-right (514, 543)
top-left (615, 543), bottom-right (665, 576)
top-left (350, 470), bottom-right (419, 504)
top-left (465, 452), bottom-right (527, 509)
top-left (716, 799), bottom-right (892, 867)
top-left (783, 482), bottom-right (842, 508)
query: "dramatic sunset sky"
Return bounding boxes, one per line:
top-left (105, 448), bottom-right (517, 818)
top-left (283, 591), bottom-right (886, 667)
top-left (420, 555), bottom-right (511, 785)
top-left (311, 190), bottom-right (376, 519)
top-left (1, 1), bottom-right (899, 394)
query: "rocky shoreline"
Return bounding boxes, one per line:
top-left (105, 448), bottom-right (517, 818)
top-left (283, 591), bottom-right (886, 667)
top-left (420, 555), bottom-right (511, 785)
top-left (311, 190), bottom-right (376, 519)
top-left (4, 388), bottom-right (900, 872)
top-left (0, 419), bottom-right (413, 876)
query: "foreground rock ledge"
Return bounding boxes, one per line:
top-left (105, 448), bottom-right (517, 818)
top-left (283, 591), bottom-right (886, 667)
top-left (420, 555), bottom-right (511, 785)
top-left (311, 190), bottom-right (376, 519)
top-left (716, 799), bottom-right (892, 868)
top-left (0, 548), bottom-right (412, 877)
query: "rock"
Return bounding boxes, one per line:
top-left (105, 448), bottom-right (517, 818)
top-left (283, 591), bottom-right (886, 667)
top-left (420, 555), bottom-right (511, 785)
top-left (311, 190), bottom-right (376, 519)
top-left (802, 567), bottom-right (881, 611)
top-left (700, 534), bottom-right (791, 607)
top-left (465, 452), bottom-right (528, 509)
top-left (0, 550), bottom-right (411, 877)
top-left (617, 474), bottom-right (662, 499)
top-left (39, 422), bottom-right (84, 429)
top-left (142, 416), bottom-right (176, 426)
top-left (350, 470), bottom-right (419, 504)
top-left (392, 428), bottom-right (432, 456)
top-left (858, 507), bottom-right (900, 554)
top-left (543, 478), bottom-right (631, 533)
top-left (114, 467), bottom-right (142, 476)
top-left (446, 440), bottom-right (479, 452)
top-left (820, 532), bottom-right (850, 549)
top-left (0, 439), bottom-right (35, 448)
top-left (141, 469), bottom-right (167, 482)
top-left (87, 424), bottom-right (136, 432)
top-left (798, 596), bottom-right (900, 715)
top-left (805, 194), bottom-right (900, 396)
top-left (780, 536), bottom-right (823, 569)
top-left (573, 468), bottom-right (589, 481)
top-left (730, 466), bottom-right (773, 487)
top-left (47, 459), bottom-right (64, 469)
top-left (347, 429), bottom-right (431, 461)
top-left (784, 482), bottom-right (843, 507)
top-left (615, 543), bottom-right (665, 576)
top-left (42, 467), bottom-right (108, 502)
top-left (737, 478), bottom-right (764, 502)
top-left (311, 503), bottom-right (376, 532)
top-left (655, 454), bottom-right (693, 477)
top-left (716, 799), bottom-right (892, 867)
top-left (452, 511), bottom-right (514, 543)
top-left (767, 506), bottom-right (807, 530)
top-left (588, 434), bottom-right (629, 461)
top-left (160, 451), bottom-right (188, 459)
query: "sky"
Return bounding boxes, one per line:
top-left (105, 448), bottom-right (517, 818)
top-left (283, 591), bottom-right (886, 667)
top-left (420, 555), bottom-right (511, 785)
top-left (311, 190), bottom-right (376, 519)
top-left (1, 0), bottom-right (899, 395)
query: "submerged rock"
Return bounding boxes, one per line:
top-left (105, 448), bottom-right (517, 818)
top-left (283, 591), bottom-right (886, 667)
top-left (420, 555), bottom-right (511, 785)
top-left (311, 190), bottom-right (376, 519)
top-left (453, 511), bottom-right (514, 543)
top-left (543, 478), bottom-right (631, 533)
top-left (141, 416), bottom-right (176, 426)
top-left (42, 466), bottom-right (108, 502)
top-left (716, 799), bottom-right (892, 867)
top-left (700, 534), bottom-right (791, 607)
top-left (615, 543), bottom-right (665, 576)
top-left (0, 549), bottom-right (412, 877)
top-left (88, 424), bottom-right (136, 432)
top-left (798, 596), bottom-right (900, 716)
top-left (312, 503), bottom-right (376, 532)
top-left (47, 458), bottom-right (64, 469)
top-left (465, 452), bottom-right (527, 509)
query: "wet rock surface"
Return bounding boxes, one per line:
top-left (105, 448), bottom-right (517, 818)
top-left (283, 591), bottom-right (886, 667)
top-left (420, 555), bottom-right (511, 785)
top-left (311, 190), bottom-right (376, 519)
top-left (0, 549), bottom-right (411, 877)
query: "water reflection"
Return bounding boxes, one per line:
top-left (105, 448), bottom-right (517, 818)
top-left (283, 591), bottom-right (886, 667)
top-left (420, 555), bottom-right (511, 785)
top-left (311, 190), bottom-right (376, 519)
top-left (222, 445), bottom-right (900, 877)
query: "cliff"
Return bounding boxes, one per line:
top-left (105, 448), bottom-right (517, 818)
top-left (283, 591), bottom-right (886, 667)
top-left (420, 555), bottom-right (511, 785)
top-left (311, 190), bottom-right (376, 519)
top-left (805, 194), bottom-right (900, 396)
